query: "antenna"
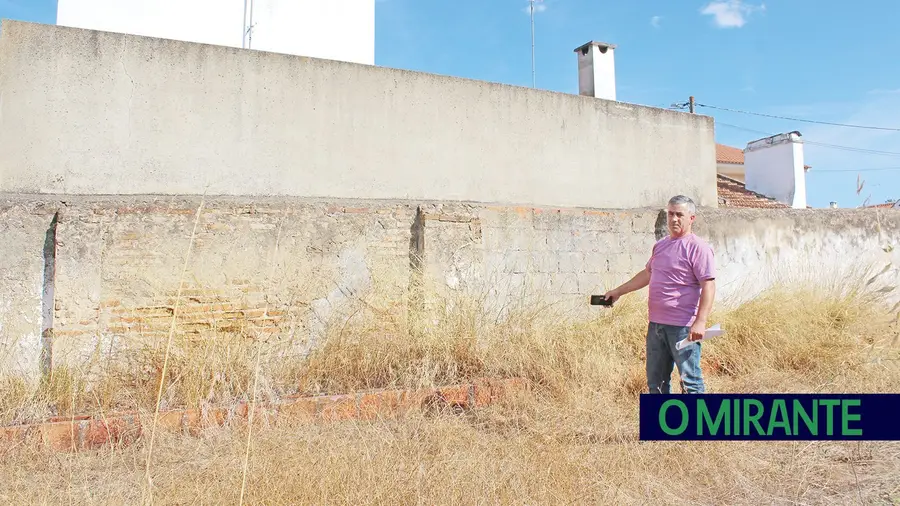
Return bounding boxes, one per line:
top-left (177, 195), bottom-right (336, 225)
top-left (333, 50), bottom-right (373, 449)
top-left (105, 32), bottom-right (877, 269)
top-left (243, 0), bottom-right (256, 49)
top-left (242, 0), bottom-right (248, 48)
top-left (530, 0), bottom-right (538, 87)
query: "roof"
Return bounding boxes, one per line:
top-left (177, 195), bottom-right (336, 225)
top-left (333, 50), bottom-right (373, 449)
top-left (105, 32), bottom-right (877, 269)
top-left (716, 142), bottom-right (811, 170)
top-left (865, 202), bottom-right (899, 209)
top-left (716, 144), bottom-right (745, 165)
top-left (716, 174), bottom-right (789, 209)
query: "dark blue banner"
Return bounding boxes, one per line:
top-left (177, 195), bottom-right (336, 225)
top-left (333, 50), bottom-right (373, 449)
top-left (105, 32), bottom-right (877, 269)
top-left (639, 394), bottom-right (900, 441)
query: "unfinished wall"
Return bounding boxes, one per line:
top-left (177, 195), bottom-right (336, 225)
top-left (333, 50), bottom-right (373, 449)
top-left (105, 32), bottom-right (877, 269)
top-left (0, 201), bottom-right (56, 379)
top-left (422, 205), bottom-right (900, 313)
top-left (47, 197), bottom-right (418, 376)
top-left (0, 19), bottom-right (717, 210)
top-left (3, 194), bottom-right (899, 383)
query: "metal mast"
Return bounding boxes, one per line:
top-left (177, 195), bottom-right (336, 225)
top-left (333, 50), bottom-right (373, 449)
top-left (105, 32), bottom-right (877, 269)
top-left (530, 0), bottom-right (536, 87)
top-left (243, 0), bottom-right (255, 49)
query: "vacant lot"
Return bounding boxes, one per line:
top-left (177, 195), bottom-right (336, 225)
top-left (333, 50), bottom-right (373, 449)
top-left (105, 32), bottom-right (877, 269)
top-left (2, 272), bottom-right (899, 505)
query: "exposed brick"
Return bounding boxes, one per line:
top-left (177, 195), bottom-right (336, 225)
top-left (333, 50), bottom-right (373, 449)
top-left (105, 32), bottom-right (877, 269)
top-left (203, 407), bottom-right (229, 427)
top-left (178, 303), bottom-right (238, 314)
top-left (182, 409), bottom-right (202, 434)
top-left (317, 394), bottom-right (358, 421)
top-left (116, 206), bottom-right (195, 216)
top-left (48, 330), bottom-right (94, 338)
top-left (245, 406), bottom-right (277, 427)
top-left (472, 378), bottom-right (502, 407)
top-left (396, 387), bottom-right (435, 414)
top-left (437, 385), bottom-right (472, 408)
top-left (40, 422), bottom-right (78, 451)
top-left (47, 414), bottom-right (92, 423)
top-left (435, 214), bottom-right (475, 223)
top-left (156, 410), bottom-right (184, 431)
top-left (81, 418), bottom-right (135, 449)
top-left (357, 390), bottom-right (401, 420)
top-left (279, 397), bottom-right (319, 422)
top-left (0, 426), bottom-right (23, 443)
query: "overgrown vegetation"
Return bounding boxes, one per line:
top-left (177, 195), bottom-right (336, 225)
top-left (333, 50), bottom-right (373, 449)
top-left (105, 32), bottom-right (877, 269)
top-left (1, 270), bottom-right (899, 504)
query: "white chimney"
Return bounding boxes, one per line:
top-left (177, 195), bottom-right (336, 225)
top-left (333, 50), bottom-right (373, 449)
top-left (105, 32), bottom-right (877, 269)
top-left (744, 131), bottom-right (808, 209)
top-left (574, 41), bottom-right (616, 101)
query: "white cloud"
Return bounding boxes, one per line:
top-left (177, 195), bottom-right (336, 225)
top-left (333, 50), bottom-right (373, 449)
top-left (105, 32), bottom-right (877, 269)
top-left (522, 0), bottom-right (547, 15)
top-left (650, 15), bottom-right (662, 28)
top-left (700, 0), bottom-right (765, 28)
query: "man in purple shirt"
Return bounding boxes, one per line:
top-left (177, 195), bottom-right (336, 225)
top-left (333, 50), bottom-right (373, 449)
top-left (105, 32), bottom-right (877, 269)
top-left (603, 195), bottom-right (716, 394)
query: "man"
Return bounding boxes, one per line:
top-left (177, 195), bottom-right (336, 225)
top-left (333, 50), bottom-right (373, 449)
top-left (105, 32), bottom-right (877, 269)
top-left (603, 195), bottom-right (716, 394)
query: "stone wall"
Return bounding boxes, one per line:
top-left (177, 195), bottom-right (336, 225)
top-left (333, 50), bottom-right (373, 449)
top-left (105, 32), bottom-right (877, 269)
top-left (0, 200), bottom-right (55, 378)
top-left (3, 194), bottom-right (899, 383)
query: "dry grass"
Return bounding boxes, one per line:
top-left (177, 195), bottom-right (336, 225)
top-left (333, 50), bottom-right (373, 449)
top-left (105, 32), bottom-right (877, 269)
top-left (2, 272), bottom-right (900, 505)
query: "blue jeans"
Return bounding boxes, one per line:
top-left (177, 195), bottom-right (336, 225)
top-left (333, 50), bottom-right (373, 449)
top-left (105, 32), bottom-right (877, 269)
top-left (645, 322), bottom-right (706, 394)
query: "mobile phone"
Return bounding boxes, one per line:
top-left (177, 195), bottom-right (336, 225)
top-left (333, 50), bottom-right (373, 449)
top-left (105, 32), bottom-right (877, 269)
top-left (590, 295), bottom-right (613, 306)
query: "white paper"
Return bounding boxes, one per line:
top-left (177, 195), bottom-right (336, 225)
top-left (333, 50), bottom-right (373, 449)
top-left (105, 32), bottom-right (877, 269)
top-left (676, 323), bottom-right (724, 350)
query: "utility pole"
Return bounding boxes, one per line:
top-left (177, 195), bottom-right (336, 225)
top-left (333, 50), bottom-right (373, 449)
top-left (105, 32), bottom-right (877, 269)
top-left (689, 96), bottom-right (695, 114)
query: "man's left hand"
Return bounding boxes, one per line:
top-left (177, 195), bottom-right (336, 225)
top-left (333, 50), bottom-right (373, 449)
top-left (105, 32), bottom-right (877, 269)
top-left (689, 320), bottom-right (706, 341)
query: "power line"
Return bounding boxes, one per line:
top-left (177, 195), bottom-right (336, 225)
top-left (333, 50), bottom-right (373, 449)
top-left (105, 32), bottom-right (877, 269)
top-left (715, 122), bottom-right (900, 157)
top-left (811, 167), bottom-right (900, 173)
top-left (694, 103), bottom-right (900, 132)
top-left (713, 122), bottom-right (900, 173)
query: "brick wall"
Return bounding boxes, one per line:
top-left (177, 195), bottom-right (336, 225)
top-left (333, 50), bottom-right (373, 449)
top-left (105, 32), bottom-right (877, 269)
top-left (3, 195), bottom-right (900, 382)
top-left (46, 197), bottom-right (421, 377)
top-left (418, 204), bottom-right (662, 318)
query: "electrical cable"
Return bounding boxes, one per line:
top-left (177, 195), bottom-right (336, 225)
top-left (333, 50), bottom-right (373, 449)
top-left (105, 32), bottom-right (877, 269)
top-left (694, 103), bottom-right (900, 132)
top-left (715, 122), bottom-right (900, 158)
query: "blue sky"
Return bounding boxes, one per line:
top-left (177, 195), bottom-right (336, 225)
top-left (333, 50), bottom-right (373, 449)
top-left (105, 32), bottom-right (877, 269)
top-left (4, 0), bottom-right (899, 208)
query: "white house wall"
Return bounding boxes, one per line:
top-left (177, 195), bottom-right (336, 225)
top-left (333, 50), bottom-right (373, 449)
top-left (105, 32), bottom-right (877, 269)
top-left (56, 0), bottom-right (374, 65)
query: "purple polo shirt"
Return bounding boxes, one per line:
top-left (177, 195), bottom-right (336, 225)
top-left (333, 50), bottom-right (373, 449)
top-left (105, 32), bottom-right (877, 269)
top-left (645, 233), bottom-right (716, 327)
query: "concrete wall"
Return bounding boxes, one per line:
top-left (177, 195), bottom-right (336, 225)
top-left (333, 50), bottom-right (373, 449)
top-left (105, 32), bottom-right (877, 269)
top-left (57, 0), bottom-right (375, 65)
top-left (3, 194), bottom-right (900, 383)
top-left (0, 20), bottom-right (717, 210)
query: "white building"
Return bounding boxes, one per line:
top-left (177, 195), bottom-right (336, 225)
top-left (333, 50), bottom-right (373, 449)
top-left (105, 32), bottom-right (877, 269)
top-left (56, 0), bottom-right (375, 65)
top-left (714, 133), bottom-right (812, 209)
top-left (743, 131), bottom-right (809, 209)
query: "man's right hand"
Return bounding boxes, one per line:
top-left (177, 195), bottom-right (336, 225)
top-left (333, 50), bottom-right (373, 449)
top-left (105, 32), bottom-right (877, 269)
top-left (603, 289), bottom-right (620, 304)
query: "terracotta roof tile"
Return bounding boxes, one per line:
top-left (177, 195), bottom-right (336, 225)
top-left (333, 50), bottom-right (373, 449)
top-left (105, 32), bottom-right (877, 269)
top-left (865, 202), bottom-right (898, 209)
top-left (716, 174), bottom-right (789, 209)
top-left (716, 142), bottom-right (812, 170)
top-left (716, 143), bottom-right (745, 165)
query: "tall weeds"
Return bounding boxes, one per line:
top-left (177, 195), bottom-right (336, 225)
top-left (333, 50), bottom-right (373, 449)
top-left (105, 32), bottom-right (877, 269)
top-left (1, 270), bottom-right (898, 504)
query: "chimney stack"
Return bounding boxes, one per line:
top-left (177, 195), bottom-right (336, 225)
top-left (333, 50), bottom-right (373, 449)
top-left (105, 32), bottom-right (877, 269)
top-left (744, 131), bottom-right (808, 209)
top-left (574, 41), bottom-right (617, 101)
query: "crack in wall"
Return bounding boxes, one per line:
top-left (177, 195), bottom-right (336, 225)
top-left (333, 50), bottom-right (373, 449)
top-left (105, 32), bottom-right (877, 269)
top-left (40, 212), bottom-right (59, 379)
top-left (408, 206), bottom-right (425, 323)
